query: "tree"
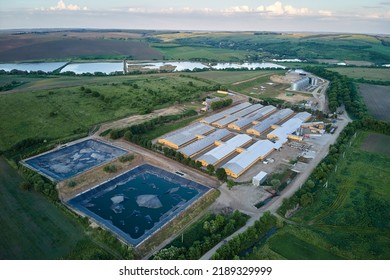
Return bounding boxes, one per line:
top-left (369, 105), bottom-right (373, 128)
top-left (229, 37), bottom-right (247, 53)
top-left (300, 193), bottom-right (314, 207)
top-left (271, 179), bottom-right (281, 189)
top-left (216, 168), bottom-right (227, 181)
top-left (206, 164), bottom-right (215, 175)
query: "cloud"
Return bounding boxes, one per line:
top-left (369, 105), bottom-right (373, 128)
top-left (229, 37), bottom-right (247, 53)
top-left (224, 2), bottom-right (311, 16)
top-left (319, 10), bottom-right (333, 17)
top-left (49, 0), bottom-right (87, 11)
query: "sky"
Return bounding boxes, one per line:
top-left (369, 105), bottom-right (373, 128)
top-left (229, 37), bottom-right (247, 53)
top-left (0, 0), bottom-right (389, 34)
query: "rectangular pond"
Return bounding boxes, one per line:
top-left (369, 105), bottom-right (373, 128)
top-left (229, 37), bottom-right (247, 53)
top-left (67, 164), bottom-right (209, 246)
top-left (23, 139), bottom-right (127, 181)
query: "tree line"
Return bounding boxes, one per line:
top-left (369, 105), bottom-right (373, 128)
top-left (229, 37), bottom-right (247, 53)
top-left (153, 211), bottom-right (248, 260)
top-left (211, 212), bottom-right (279, 260)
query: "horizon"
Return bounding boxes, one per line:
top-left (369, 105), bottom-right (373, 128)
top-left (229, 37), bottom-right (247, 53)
top-left (1, 1), bottom-right (390, 34)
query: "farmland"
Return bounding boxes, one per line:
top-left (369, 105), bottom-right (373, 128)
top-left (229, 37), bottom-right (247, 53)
top-left (0, 31), bottom-right (163, 62)
top-left (330, 67), bottom-right (390, 82)
top-left (245, 131), bottom-right (390, 260)
top-left (0, 73), bottom-right (215, 153)
top-left (358, 83), bottom-right (390, 121)
top-left (361, 133), bottom-right (390, 156)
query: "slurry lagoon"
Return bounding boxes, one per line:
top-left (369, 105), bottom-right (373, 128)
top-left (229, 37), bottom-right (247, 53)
top-left (67, 164), bottom-right (209, 246)
top-left (23, 139), bottom-right (127, 181)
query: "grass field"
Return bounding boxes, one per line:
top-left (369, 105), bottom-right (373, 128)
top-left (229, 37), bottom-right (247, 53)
top-left (0, 157), bottom-right (85, 259)
top-left (248, 131), bottom-right (390, 260)
top-left (358, 83), bottom-right (390, 121)
top-left (189, 70), bottom-right (285, 85)
top-left (0, 74), bottom-right (213, 152)
top-left (153, 45), bottom-right (250, 62)
top-left (329, 67), bottom-right (390, 82)
top-left (361, 133), bottom-right (390, 156)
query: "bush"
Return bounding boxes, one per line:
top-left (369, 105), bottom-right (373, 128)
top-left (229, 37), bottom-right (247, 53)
top-left (119, 154), bottom-right (135, 163)
top-left (68, 181), bottom-right (77, 188)
top-left (103, 164), bottom-right (117, 173)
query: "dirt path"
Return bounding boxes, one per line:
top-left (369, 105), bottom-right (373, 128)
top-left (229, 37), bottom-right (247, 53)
top-left (93, 105), bottom-right (184, 136)
top-left (231, 73), bottom-right (272, 85)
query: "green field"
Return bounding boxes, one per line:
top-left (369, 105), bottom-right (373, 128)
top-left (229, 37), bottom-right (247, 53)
top-left (0, 157), bottom-right (84, 259)
top-left (329, 67), bottom-right (390, 82)
top-left (162, 32), bottom-right (390, 64)
top-left (248, 131), bottom-right (390, 259)
top-left (189, 70), bottom-right (285, 85)
top-left (153, 45), bottom-right (250, 61)
top-left (0, 74), bottom-right (214, 153)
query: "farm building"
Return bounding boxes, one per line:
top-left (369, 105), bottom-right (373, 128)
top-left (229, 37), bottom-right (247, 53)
top-left (291, 77), bottom-right (310, 91)
top-left (212, 115), bottom-right (239, 128)
top-left (158, 122), bottom-right (215, 149)
top-left (232, 104), bottom-right (264, 118)
top-left (247, 108), bottom-right (294, 136)
top-left (228, 105), bottom-right (276, 131)
top-left (223, 140), bottom-right (276, 178)
top-left (197, 134), bottom-right (252, 167)
top-left (267, 112), bottom-right (312, 142)
top-left (200, 102), bottom-right (252, 124)
top-left (178, 129), bottom-right (231, 158)
top-left (252, 171), bottom-right (268, 187)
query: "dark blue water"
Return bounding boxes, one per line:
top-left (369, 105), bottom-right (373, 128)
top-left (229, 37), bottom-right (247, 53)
top-left (84, 172), bottom-right (198, 239)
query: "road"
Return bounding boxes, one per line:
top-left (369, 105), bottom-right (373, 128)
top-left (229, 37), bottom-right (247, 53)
top-left (200, 112), bottom-right (351, 259)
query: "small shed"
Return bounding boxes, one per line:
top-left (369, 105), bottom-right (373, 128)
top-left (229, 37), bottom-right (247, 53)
top-left (252, 171), bottom-right (268, 187)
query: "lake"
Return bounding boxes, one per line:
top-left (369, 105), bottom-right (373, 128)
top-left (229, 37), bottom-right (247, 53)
top-left (60, 62), bottom-right (124, 74)
top-left (0, 62), bottom-right (67, 73)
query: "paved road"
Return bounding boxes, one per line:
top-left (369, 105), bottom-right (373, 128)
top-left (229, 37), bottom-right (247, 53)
top-left (200, 112), bottom-right (351, 260)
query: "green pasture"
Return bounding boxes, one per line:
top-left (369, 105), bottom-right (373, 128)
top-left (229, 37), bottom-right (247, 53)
top-left (153, 45), bottom-right (250, 61)
top-left (0, 157), bottom-right (85, 259)
top-left (0, 74), bottom-right (212, 152)
top-left (249, 131), bottom-right (390, 259)
top-left (189, 70), bottom-right (285, 85)
top-left (328, 67), bottom-right (390, 82)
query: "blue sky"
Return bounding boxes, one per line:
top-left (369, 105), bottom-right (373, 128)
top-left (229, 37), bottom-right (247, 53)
top-left (1, 1), bottom-right (389, 33)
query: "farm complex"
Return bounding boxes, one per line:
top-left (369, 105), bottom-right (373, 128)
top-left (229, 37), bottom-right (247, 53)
top-left (158, 102), bottom-right (314, 179)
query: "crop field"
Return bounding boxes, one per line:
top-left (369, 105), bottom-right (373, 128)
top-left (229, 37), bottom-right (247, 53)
top-left (0, 33), bottom-right (163, 62)
top-left (0, 74), bottom-right (213, 152)
top-left (153, 45), bottom-right (250, 62)
top-left (330, 67), bottom-right (390, 82)
top-left (0, 157), bottom-right (85, 259)
top-left (358, 83), bottom-right (390, 121)
top-left (360, 133), bottom-right (390, 156)
top-left (247, 131), bottom-right (390, 259)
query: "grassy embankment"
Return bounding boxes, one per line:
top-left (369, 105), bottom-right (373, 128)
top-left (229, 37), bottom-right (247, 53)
top-left (245, 131), bottom-right (390, 260)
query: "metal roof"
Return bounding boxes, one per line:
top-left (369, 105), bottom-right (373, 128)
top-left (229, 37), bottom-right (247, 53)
top-left (197, 134), bottom-right (252, 165)
top-left (253, 171), bottom-right (268, 183)
top-left (213, 115), bottom-right (239, 127)
top-left (232, 104), bottom-right (264, 118)
top-left (162, 122), bottom-right (214, 147)
top-left (230, 105), bottom-right (276, 129)
top-left (178, 129), bottom-right (231, 157)
top-left (249, 108), bottom-right (293, 134)
top-left (201, 102), bottom-right (252, 124)
top-left (293, 111), bottom-right (312, 122)
top-left (223, 140), bottom-right (276, 175)
top-left (268, 118), bottom-right (303, 141)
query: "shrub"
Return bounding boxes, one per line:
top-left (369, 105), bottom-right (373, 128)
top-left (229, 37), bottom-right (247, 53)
top-left (103, 164), bottom-right (117, 173)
